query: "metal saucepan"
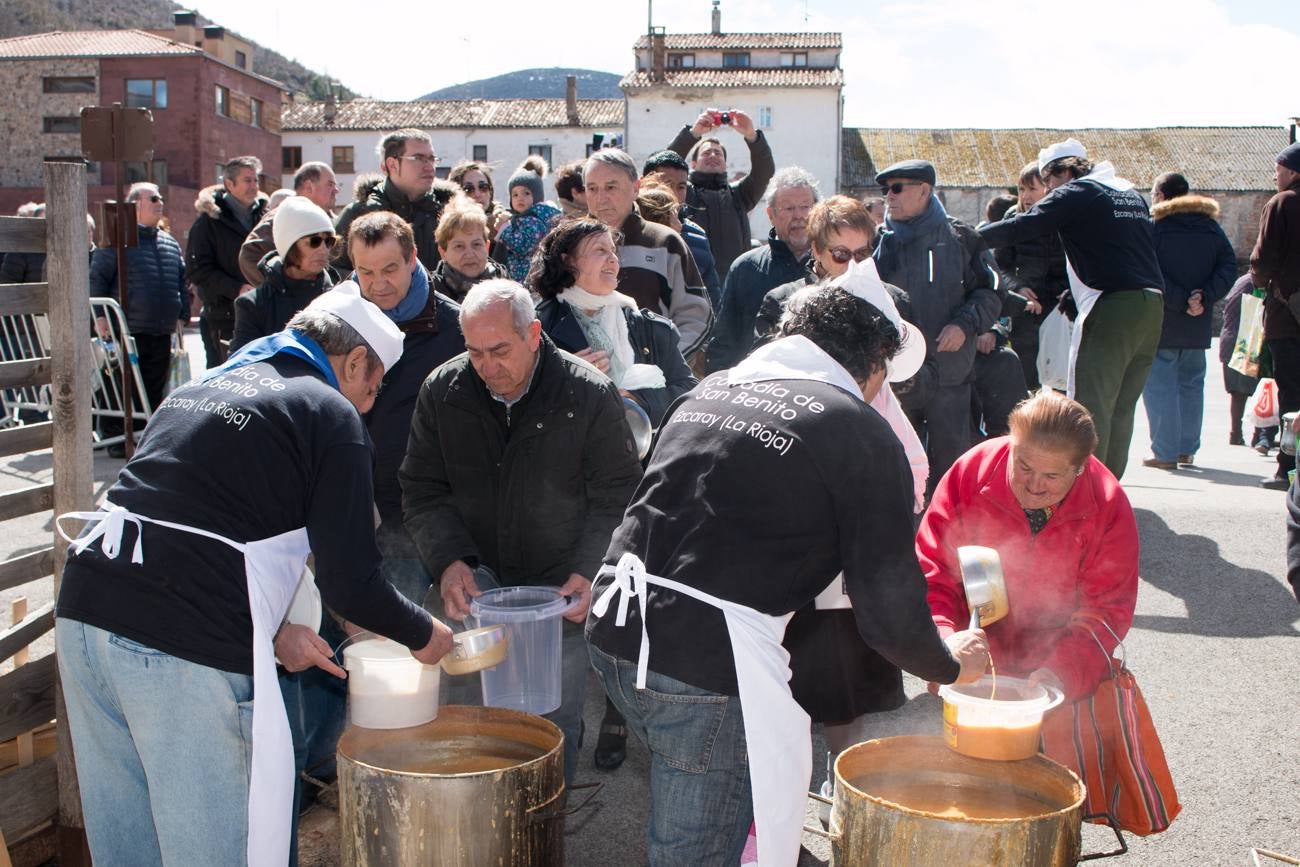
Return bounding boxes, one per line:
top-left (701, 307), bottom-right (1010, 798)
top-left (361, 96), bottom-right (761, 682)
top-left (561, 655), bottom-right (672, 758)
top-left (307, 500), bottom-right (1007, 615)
top-left (623, 396), bottom-right (654, 460)
top-left (440, 625), bottom-right (509, 676)
top-left (956, 545), bottom-right (1009, 629)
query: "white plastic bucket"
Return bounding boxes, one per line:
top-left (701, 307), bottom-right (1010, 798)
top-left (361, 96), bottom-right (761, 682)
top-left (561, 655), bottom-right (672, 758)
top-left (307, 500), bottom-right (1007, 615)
top-left (341, 635), bottom-right (439, 729)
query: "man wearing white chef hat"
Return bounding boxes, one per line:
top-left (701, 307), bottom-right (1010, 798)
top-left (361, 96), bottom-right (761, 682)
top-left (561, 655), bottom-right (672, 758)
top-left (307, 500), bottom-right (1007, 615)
top-left (587, 281), bottom-right (989, 867)
top-left (54, 280), bottom-right (454, 867)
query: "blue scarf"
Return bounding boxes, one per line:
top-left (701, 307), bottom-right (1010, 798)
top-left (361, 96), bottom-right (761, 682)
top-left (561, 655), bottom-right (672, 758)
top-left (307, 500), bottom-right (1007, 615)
top-left (202, 330), bottom-right (339, 389)
top-left (875, 193), bottom-right (949, 275)
top-left (385, 262), bottom-right (431, 324)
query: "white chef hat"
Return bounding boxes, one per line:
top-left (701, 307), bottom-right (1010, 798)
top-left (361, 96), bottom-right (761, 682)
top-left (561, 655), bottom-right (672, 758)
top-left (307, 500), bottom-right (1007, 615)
top-left (307, 280), bottom-right (405, 371)
top-left (828, 258), bottom-right (926, 383)
top-left (272, 195), bottom-right (335, 260)
top-left (1037, 137), bottom-right (1088, 174)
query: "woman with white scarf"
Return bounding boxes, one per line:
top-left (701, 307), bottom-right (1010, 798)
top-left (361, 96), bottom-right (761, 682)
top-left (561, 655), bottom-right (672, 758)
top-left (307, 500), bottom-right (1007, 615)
top-left (531, 219), bottom-right (697, 426)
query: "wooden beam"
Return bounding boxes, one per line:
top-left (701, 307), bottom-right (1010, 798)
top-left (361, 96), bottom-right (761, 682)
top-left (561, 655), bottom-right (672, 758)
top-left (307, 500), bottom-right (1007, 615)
top-left (0, 603), bottom-right (52, 668)
top-left (0, 217), bottom-right (46, 255)
top-left (0, 359), bottom-right (50, 391)
top-left (0, 284), bottom-right (49, 318)
top-left (0, 655), bottom-right (55, 746)
top-left (0, 753), bottom-right (57, 842)
top-left (0, 550), bottom-right (53, 595)
top-left (0, 425), bottom-right (51, 460)
top-left (0, 485), bottom-right (53, 523)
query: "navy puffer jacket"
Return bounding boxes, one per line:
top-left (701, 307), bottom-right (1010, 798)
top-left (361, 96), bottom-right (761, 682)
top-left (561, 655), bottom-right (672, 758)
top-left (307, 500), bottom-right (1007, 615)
top-left (1150, 194), bottom-right (1237, 349)
top-left (89, 226), bottom-right (187, 334)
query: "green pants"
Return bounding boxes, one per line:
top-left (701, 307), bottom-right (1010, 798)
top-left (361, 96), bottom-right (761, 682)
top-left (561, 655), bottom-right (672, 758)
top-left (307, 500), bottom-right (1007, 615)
top-left (1073, 290), bottom-right (1163, 480)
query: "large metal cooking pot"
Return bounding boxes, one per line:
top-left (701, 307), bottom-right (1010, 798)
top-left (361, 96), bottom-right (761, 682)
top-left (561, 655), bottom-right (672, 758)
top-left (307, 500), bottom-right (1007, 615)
top-left (338, 706), bottom-right (589, 866)
top-left (809, 736), bottom-right (1087, 866)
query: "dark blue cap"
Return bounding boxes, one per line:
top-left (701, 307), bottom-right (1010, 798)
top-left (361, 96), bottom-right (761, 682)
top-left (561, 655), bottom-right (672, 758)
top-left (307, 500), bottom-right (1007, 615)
top-left (876, 159), bottom-right (936, 186)
top-left (1277, 143), bottom-right (1300, 173)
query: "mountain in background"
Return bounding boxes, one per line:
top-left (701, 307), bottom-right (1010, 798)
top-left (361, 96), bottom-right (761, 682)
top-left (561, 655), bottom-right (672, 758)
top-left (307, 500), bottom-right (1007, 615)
top-left (421, 68), bottom-right (623, 101)
top-left (0, 0), bottom-right (358, 100)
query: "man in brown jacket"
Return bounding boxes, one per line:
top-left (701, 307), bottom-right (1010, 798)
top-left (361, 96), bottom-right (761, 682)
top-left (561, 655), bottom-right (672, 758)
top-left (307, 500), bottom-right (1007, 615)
top-left (1250, 142), bottom-right (1300, 489)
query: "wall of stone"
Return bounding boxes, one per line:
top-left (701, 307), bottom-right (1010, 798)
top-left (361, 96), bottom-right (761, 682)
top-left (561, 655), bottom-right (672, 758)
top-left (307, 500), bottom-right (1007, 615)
top-left (0, 59), bottom-right (101, 188)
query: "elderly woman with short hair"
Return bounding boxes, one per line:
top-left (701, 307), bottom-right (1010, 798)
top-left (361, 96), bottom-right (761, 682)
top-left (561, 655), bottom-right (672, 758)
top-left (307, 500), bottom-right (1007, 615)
top-left (431, 194), bottom-right (507, 303)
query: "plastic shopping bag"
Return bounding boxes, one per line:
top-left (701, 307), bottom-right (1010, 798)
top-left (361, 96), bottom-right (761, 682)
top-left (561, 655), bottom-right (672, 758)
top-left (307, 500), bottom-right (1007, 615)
top-left (165, 326), bottom-right (192, 395)
top-left (1228, 292), bottom-right (1265, 377)
top-left (1037, 307), bottom-right (1073, 391)
top-left (1245, 377), bottom-right (1279, 429)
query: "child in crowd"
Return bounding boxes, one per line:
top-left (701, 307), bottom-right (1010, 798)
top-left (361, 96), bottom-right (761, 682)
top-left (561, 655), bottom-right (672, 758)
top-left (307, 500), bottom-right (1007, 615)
top-left (497, 156), bottom-right (562, 283)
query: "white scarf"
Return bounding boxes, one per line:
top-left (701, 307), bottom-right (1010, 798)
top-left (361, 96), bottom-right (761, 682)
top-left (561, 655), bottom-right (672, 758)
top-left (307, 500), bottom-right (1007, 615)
top-left (559, 286), bottom-right (665, 390)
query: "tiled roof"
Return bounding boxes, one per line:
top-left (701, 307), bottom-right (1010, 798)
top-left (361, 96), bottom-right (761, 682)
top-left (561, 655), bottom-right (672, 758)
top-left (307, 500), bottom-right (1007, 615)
top-left (633, 32), bottom-right (841, 50)
top-left (842, 127), bottom-right (1288, 192)
top-left (283, 98), bottom-right (626, 131)
top-left (620, 68), bottom-right (843, 90)
top-left (0, 29), bottom-right (202, 59)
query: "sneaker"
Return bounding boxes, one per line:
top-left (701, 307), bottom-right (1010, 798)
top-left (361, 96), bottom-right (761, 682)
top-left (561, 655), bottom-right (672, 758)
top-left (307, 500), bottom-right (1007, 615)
top-left (1177, 454), bottom-right (1194, 466)
top-left (1255, 443), bottom-right (1272, 455)
top-left (1260, 475), bottom-right (1290, 491)
top-left (1142, 457), bottom-right (1177, 470)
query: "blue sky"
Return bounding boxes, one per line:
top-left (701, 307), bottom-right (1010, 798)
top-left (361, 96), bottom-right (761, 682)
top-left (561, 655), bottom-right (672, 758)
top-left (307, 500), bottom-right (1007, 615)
top-left (191, 0), bottom-right (1299, 127)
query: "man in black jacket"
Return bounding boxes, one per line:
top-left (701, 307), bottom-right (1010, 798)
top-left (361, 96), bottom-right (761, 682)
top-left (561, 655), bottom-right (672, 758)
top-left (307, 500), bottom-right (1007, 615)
top-left (333, 129), bottom-right (459, 273)
top-left (400, 280), bottom-right (641, 783)
top-left (186, 155), bottom-right (268, 368)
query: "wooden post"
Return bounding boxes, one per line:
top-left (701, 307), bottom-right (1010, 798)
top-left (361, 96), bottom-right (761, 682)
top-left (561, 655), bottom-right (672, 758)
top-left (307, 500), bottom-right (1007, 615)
top-left (9, 599), bottom-right (33, 769)
top-left (44, 160), bottom-right (93, 866)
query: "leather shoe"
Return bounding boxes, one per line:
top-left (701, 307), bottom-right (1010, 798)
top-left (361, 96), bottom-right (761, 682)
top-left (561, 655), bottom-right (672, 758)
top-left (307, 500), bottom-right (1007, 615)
top-left (1142, 457), bottom-right (1177, 470)
top-left (1229, 433), bottom-right (1245, 446)
top-left (593, 722), bottom-right (628, 770)
top-left (1177, 454), bottom-right (1194, 466)
top-left (1260, 475), bottom-right (1290, 491)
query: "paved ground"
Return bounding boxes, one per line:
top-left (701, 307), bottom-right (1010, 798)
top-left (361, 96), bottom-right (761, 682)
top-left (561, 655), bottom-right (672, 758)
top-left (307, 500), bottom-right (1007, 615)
top-left (4, 335), bottom-right (1298, 865)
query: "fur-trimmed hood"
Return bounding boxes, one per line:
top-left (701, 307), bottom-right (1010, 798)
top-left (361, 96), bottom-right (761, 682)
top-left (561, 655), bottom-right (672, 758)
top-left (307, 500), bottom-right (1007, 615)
top-left (1151, 194), bottom-right (1220, 222)
top-left (194, 184), bottom-right (270, 220)
top-left (358, 175), bottom-right (461, 212)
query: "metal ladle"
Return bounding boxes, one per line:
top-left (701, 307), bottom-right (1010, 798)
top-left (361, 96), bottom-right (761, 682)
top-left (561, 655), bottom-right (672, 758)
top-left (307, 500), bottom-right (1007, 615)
top-left (957, 545), bottom-right (1010, 629)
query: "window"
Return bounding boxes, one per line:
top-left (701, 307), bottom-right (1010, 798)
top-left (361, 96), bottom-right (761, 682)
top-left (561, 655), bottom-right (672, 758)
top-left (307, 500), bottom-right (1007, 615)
top-left (667, 53), bottom-right (695, 68)
top-left (332, 146), bottom-right (354, 174)
top-left (722, 52), bottom-right (751, 68)
top-left (125, 78), bottom-right (167, 109)
top-left (758, 106), bottom-right (773, 129)
top-left (779, 52), bottom-right (808, 67)
top-left (528, 144), bottom-right (552, 165)
top-left (215, 85), bottom-right (229, 117)
top-left (472, 145), bottom-right (488, 162)
top-left (125, 160), bottom-right (168, 185)
top-left (42, 116), bottom-right (80, 134)
top-left (250, 98), bottom-right (263, 128)
top-left (282, 146), bottom-right (303, 172)
top-left (235, 49), bottom-right (247, 69)
top-left (43, 76), bottom-right (95, 94)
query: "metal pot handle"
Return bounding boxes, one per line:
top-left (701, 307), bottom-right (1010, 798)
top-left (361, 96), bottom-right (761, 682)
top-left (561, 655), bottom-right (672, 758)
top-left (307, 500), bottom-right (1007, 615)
top-left (527, 781), bottom-right (603, 824)
top-left (801, 790), bottom-right (841, 843)
top-left (1077, 811), bottom-right (1128, 861)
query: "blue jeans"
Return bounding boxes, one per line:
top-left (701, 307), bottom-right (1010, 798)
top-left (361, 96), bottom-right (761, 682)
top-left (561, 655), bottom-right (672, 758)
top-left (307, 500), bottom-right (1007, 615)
top-left (56, 619), bottom-right (255, 866)
top-left (589, 644), bottom-right (752, 866)
top-left (1142, 347), bottom-right (1207, 461)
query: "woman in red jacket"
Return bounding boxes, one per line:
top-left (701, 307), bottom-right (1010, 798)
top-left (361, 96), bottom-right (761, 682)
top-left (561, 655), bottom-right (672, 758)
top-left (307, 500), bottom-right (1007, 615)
top-left (917, 390), bottom-right (1139, 700)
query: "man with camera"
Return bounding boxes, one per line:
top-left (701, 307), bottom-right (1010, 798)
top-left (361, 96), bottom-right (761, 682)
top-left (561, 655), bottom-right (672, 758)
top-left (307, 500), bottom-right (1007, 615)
top-left (667, 108), bottom-right (775, 279)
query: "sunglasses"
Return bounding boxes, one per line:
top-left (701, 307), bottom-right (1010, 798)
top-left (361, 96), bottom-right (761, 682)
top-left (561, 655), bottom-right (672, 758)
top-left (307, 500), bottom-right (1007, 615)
top-left (147, 194), bottom-right (163, 203)
top-left (828, 245), bottom-right (874, 264)
top-left (304, 233), bottom-right (336, 249)
top-left (881, 181), bottom-right (923, 196)
top-left (462, 181), bottom-right (492, 193)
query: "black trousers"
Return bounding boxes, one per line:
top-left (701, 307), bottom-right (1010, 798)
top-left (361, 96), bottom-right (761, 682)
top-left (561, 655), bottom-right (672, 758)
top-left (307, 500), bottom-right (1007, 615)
top-left (972, 346), bottom-right (1028, 439)
top-left (199, 313), bottom-right (230, 369)
top-left (1268, 337), bottom-right (1300, 477)
top-left (905, 382), bottom-right (973, 494)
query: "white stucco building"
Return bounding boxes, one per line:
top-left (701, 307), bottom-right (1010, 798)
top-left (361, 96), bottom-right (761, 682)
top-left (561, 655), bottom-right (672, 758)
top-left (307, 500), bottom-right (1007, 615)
top-left (621, 9), bottom-right (843, 239)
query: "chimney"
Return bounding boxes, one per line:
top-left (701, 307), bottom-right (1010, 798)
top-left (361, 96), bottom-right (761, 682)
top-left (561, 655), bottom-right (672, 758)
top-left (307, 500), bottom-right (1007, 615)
top-left (323, 82), bottom-right (337, 126)
top-left (565, 75), bottom-right (579, 126)
top-left (711, 0), bottom-right (722, 36)
top-left (650, 26), bottom-right (667, 83)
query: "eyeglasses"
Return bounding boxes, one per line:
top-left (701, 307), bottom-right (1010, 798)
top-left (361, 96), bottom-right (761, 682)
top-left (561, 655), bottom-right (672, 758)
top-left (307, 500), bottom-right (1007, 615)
top-left (881, 181), bottom-right (923, 196)
top-left (775, 203), bottom-right (814, 216)
top-left (462, 181), bottom-right (492, 193)
top-left (827, 245), bottom-right (874, 264)
top-left (398, 154), bottom-right (438, 166)
top-left (304, 233), bottom-right (336, 249)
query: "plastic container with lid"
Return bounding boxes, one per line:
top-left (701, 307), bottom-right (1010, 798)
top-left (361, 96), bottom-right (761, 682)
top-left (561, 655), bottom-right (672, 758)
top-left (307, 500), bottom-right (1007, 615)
top-left (340, 633), bottom-right (439, 729)
top-left (938, 675), bottom-right (1064, 761)
top-left (470, 586), bottom-right (580, 715)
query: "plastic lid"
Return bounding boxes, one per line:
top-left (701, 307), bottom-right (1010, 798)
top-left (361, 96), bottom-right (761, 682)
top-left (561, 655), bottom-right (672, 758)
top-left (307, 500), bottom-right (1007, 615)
top-left (342, 638), bottom-right (415, 665)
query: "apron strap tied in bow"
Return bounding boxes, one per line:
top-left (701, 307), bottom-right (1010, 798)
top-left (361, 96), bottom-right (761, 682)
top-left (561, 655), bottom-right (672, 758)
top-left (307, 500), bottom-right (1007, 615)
top-left (56, 504), bottom-right (145, 564)
top-left (593, 552), bottom-right (652, 689)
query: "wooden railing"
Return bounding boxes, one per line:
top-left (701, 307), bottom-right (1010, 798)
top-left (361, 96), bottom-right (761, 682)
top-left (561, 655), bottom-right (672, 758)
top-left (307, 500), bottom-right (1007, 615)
top-left (0, 161), bottom-right (94, 867)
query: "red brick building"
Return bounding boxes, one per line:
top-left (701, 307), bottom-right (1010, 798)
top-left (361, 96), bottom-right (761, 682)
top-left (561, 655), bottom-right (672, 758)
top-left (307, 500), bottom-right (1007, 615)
top-left (0, 22), bottom-right (285, 242)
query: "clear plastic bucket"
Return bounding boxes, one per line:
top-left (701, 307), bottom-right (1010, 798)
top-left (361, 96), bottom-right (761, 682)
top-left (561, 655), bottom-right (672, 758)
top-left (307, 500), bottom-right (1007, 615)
top-left (470, 586), bottom-right (579, 715)
top-left (937, 675), bottom-right (1063, 761)
top-left (340, 633), bottom-right (440, 729)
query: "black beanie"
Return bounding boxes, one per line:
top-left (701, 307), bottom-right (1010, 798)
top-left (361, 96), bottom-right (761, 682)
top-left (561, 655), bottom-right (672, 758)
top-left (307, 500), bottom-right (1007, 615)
top-left (1277, 142), bottom-right (1300, 173)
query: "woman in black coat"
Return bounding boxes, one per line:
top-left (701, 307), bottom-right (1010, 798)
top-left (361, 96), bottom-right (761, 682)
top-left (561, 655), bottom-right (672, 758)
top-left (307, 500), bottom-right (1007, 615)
top-left (529, 219), bottom-right (696, 426)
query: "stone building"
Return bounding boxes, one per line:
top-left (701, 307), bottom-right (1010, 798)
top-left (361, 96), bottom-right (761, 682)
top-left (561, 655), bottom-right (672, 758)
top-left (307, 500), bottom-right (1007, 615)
top-left (622, 2), bottom-right (843, 240)
top-left (0, 19), bottom-right (285, 241)
top-left (841, 125), bottom-right (1296, 261)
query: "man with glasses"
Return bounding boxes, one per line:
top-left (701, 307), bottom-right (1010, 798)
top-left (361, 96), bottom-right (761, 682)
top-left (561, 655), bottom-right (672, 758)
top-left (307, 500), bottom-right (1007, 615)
top-left (334, 129), bottom-right (460, 272)
top-left (873, 159), bottom-right (1000, 491)
top-left (667, 108), bottom-right (776, 279)
top-left (239, 162), bottom-right (340, 287)
top-left (706, 167), bottom-right (818, 372)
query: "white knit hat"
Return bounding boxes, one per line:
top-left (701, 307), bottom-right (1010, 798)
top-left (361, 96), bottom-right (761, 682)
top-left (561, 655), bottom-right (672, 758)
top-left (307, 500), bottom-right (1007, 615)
top-left (1037, 138), bottom-right (1088, 174)
top-left (828, 258), bottom-right (925, 383)
top-left (307, 281), bottom-right (405, 371)
top-left (272, 195), bottom-right (335, 260)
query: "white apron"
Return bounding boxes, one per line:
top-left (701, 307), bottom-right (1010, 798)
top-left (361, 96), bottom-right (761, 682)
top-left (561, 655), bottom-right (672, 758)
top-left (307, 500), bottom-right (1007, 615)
top-left (593, 553), bottom-right (812, 867)
top-left (1062, 256), bottom-right (1102, 400)
top-left (59, 503), bottom-right (310, 867)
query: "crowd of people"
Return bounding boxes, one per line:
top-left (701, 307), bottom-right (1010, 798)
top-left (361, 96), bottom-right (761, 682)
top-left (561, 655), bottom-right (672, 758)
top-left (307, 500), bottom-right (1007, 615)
top-left (9, 114), bottom-right (1298, 866)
